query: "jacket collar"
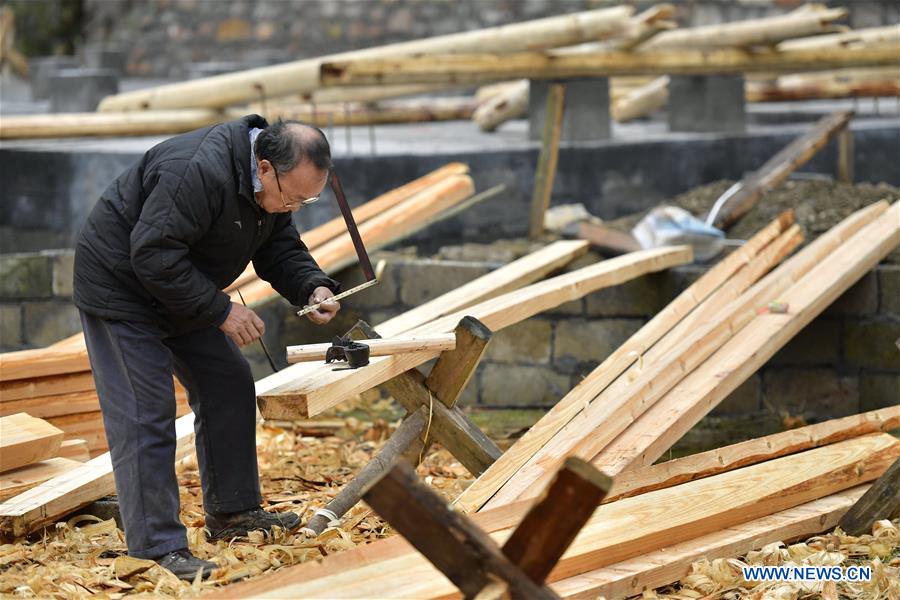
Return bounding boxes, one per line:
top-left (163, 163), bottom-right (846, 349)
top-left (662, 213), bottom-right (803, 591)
top-left (230, 114), bottom-right (269, 208)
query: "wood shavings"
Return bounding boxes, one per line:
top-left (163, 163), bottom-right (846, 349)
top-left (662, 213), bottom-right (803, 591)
top-left (0, 410), bottom-right (471, 597)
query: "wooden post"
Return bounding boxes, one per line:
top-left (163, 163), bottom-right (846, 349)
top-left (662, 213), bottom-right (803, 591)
top-left (361, 461), bottom-right (558, 600)
top-left (838, 456), bottom-right (900, 535)
top-left (837, 126), bottom-right (855, 184)
top-left (424, 316), bottom-right (492, 408)
top-left (529, 84), bottom-right (566, 239)
top-left (501, 457), bottom-right (611, 584)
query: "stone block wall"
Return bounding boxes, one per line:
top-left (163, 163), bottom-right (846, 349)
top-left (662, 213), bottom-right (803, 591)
top-left (79, 0), bottom-right (900, 78)
top-left (0, 250), bottom-right (80, 350)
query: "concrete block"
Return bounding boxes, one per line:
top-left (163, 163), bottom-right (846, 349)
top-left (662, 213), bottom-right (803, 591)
top-left (710, 374), bottom-right (761, 416)
top-left (825, 271), bottom-right (878, 317)
top-left (81, 496), bottom-right (123, 529)
top-left (485, 319), bottom-right (553, 364)
top-left (23, 300), bottom-right (81, 347)
top-left (553, 318), bottom-right (643, 374)
top-left (585, 272), bottom-right (674, 317)
top-left (186, 61), bottom-right (246, 80)
top-left (859, 372), bottom-right (900, 411)
top-left (673, 414), bottom-right (781, 456)
top-left (84, 46), bottom-right (128, 75)
top-left (529, 78), bottom-right (611, 142)
top-left (770, 318), bottom-right (841, 366)
top-left (668, 74), bottom-right (746, 134)
top-left (49, 68), bottom-right (120, 113)
top-left (479, 364), bottom-right (570, 407)
top-left (0, 254), bottom-right (53, 299)
top-left (545, 298), bottom-right (584, 317)
top-left (0, 304), bottom-right (24, 350)
top-left (878, 265), bottom-right (900, 316)
top-left (397, 259), bottom-right (492, 307)
top-left (49, 251), bottom-right (76, 297)
top-left (338, 261), bottom-right (399, 310)
top-left (843, 317), bottom-right (900, 371)
top-left (763, 368), bottom-right (860, 421)
top-left (29, 56), bottom-right (80, 100)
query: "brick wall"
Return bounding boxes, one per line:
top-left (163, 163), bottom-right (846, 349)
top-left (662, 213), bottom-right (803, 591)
top-left (80, 0), bottom-right (900, 78)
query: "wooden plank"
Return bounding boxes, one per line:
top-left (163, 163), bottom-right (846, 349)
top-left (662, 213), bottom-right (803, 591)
top-left (0, 371), bottom-right (95, 402)
top-left (361, 461), bottom-right (557, 600)
top-left (552, 486), bottom-right (868, 599)
top-left (837, 126), bottom-right (854, 184)
top-left (529, 83), bottom-right (566, 239)
top-left (286, 334), bottom-right (457, 364)
top-left (303, 407), bottom-right (429, 536)
top-left (318, 47), bottom-right (900, 87)
top-left (0, 389), bottom-right (102, 419)
top-left (0, 413), bottom-right (64, 472)
top-left (216, 434), bottom-right (899, 599)
top-left (502, 458), bottom-right (611, 584)
top-left (592, 201), bottom-right (900, 476)
top-left (712, 110), bottom-right (854, 229)
top-left (838, 457), bottom-right (900, 535)
top-left (0, 458), bottom-right (83, 502)
top-left (378, 240), bottom-right (589, 338)
top-left (0, 346), bottom-right (90, 383)
top-left (57, 439), bottom-right (91, 463)
top-left (257, 246), bottom-right (691, 419)
top-left (575, 222), bottom-right (642, 254)
top-left (454, 210), bottom-right (795, 514)
top-left (482, 224), bottom-right (805, 509)
top-left (424, 317), bottom-right (493, 409)
top-left (605, 406), bottom-right (900, 503)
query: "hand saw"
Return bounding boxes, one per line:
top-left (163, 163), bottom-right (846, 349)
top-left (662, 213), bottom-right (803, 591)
top-left (297, 170), bottom-right (378, 317)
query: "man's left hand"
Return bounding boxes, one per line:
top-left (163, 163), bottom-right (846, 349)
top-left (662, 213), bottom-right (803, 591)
top-left (307, 286), bottom-right (340, 325)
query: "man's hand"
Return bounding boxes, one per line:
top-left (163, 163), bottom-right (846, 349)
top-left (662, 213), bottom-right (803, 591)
top-left (307, 286), bottom-right (340, 325)
top-left (219, 302), bottom-right (266, 347)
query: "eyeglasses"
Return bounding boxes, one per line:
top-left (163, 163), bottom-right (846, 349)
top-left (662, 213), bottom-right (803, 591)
top-left (274, 170), bottom-right (320, 209)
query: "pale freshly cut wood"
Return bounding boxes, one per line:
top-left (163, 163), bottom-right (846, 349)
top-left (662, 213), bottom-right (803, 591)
top-left (0, 415), bottom-right (195, 541)
top-left (1, 390), bottom-right (102, 419)
top-left (640, 5), bottom-right (847, 50)
top-left (0, 370), bottom-right (95, 402)
top-left (99, 7), bottom-right (633, 111)
top-left (318, 47), bottom-right (900, 87)
top-left (778, 24), bottom-right (900, 52)
top-left (454, 210), bottom-right (795, 514)
top-left (220, 434), bottom-right (899, 598)
top-left (0, 413), bottom-right (64, 472)
top-left (612, 75), bottom-right (668, 122)
top-left (0, 345), bottom-right (90, 382)
top-left (486, 226), bottom-right (803, 508)
top-left (286, 334), bottom-right (456, 364)
top-left (225, 163), bottom-right (469, 293)
top-left (256, 246), bottom-right (692, 419)
top-left (593, 201), bottom-right (900, 476)
top-left (57, 439), bottom-right (91, 462)
top-left (0, 109), bottom-right (236, 140)
top-left (552, 486), bottom-right (868, 599)
top-left (747, 68), bottom-right (900, 102)
top-left (0, 458), bottom-right (82, 502)
top-left (605, 406), bottom-right (900, 503)
top-left (378, 240), bottom-right (589, 338)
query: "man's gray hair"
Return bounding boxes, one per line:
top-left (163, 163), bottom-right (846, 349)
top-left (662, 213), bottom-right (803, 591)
top-left (254, 119), bottom-right (332, 174)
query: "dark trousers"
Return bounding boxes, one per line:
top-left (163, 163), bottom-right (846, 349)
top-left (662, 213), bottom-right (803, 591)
top-left (79, 311), bottom-right (261, 558)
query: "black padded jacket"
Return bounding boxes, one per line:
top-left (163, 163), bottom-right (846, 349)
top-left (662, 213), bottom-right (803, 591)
top-left (73, 114), bottom-right (338, 335)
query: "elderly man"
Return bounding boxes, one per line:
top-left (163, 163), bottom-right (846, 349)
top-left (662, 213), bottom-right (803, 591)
top-left (73, 116), bottom-right (340, 579)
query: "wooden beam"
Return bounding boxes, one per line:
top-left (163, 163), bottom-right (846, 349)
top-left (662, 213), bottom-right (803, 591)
top-left (592, 201), bottom-right (900, 477)
top-left (605, 406), bottom-right (900, 503)
top-left (303, 407), bottom-right (430, 536)
top-left (257, 246), bottom-right (691, 419)
top-left (552, 486), bottom-right (868, 599)
top-left (286, 334), bottom-right (457, 364)
top-left (838, 457), bottom-right (900, 535)
top-left (99, 7), bottom-right (633, 111)
top-left (777, 24), bottom-right (900, 52)
top-left (0, 458), bottom-right (83, 502)
top-left (361, 460), bottom-right (558, 600)
top-left (712, 110), bottom-right (854, 229)
top-left (502, 458), bottom-right (611, 584)
top-left (0, 370), bottom-right (95, 402)
top-left (837, 126), bottom-right (854, 184)
top-left (210, 434), bottom-right (899, 598)
top-left (319, 47), bottom-right (900, 87)
top-left (57, 439), bottom-right (91, 463)
top-left (424, 317), bottom-right (493, 409)
top-left (529, 83), bottom-right (566, 239)
top-left (454, 211), bottom-right (794, 514)
top-left (377, 240), bottom-right (589, 338)
top-left (0, 414), bottom-right (64, 473)
top-left (0, 346), bottom-right (90, 383)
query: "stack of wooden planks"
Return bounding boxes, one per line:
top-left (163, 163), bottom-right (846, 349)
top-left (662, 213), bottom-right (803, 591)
top-left (0, 413), bottom-right (89, 502)
top-left (0, 165), bottom-right (475, 459)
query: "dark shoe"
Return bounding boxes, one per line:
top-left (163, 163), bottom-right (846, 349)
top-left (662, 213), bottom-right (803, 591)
top-left (205, 507), bottom-right (301, 541)
top-left (155, 548), bottom-right (217, 581)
